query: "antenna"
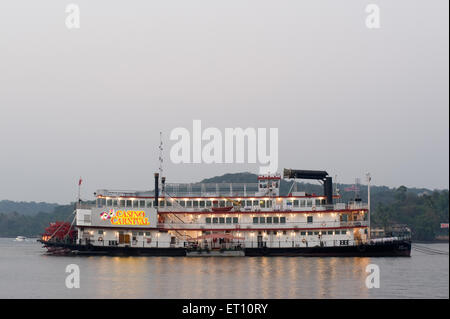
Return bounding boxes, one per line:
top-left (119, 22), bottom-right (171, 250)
top-left (366, 172), bottom-right (371, 239)
top-left (158, 131), bottom-right (164, 177)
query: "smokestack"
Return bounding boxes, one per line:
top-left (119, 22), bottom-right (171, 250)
top-left (154, 173), bottom-right (159, 207)
top-left (324, 176), bottom-right (333, 205)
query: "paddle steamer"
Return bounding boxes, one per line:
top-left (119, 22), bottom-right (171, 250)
top-left (40, 169), bottom-right (411, 256)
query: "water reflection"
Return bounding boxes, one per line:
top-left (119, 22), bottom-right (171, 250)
top-left (83, 256), bottom-right (373, 298)
top-left (0, 240), bottom-right (448, 298)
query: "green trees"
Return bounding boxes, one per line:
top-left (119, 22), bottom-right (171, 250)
top-left (371, 187), bottom-right (449, 241)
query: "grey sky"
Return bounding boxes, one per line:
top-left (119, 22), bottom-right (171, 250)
top-left (0, 0), bottom-right (448, 203)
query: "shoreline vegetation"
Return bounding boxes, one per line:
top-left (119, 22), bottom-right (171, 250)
top-left (0, 173), bottom-right (448, 240)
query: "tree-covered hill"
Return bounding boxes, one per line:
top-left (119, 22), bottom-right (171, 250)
top-left (0, 200), bottom-right (58, 216)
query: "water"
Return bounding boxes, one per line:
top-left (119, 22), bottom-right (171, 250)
top-left (0, 238), bottom-right (447, 298)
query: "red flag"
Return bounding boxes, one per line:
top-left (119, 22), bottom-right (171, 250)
top-left (78, 177), bottom-right (82, 186)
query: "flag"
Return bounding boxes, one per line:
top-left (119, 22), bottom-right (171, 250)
top-left (78, 177), bottom-right (82, 186)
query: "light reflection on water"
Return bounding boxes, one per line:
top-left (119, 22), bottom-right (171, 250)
top-left (0, 239), bottom-right (447, 298)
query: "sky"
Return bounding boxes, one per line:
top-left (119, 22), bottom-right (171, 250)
top-left (0, 0), bottom-right (448, 204)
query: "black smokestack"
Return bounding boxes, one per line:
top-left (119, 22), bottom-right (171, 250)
top-left (324, 176), bottom-right (333, 205)
top-left (154, 173), bottom-right (159, 207)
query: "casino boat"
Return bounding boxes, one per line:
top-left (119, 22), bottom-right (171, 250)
top-left (39, 169), bottom-right (411, 257)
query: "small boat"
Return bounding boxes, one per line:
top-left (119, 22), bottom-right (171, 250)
top-left (15, 236), bottom-right (27, 241)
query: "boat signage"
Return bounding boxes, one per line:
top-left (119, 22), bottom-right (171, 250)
top-left (100, 209), bottom-right (150, 226)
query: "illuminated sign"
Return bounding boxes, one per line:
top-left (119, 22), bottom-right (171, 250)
top-left (100, 209), bottom-right (150, 226)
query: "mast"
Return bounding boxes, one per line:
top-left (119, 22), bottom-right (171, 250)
top-left (366, 172), bottom-right (371, 239)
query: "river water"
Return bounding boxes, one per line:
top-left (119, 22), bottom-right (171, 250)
top-left (0, 238), bottom-right (447, 299)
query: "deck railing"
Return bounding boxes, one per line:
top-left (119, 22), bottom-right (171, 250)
top-left (158, 220), bottom-right (369, 230)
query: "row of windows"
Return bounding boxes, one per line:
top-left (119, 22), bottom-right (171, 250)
top-left (206, 217), bottom-right (239, 224)
top-left (95, 229), bottom-right (347, 237)
top-left (256, 230), bottom-right (348, 235)
top-left (97, 198), bottom-right (327, 209)
top-left (253, 216), bottom-right (287, 224)
top-left (97, 230), bottom-right (152, 236)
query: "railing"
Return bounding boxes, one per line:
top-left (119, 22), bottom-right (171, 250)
top-left (158, 220), bottom-right (369, 230)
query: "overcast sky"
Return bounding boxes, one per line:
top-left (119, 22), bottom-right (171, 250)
top-left (0, 0), bottom-right (448, 204)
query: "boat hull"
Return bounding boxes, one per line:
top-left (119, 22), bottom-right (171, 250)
top-left (39, 240), bottom-right (411, 257)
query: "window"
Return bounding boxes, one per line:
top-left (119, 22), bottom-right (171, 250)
top-left (306, 200), bottom-right (312, 207)
top-left (206, 217), bottom-right (212, 224)
top-left (260, 201), bottom-right (266, 208)
top-left (146, 200), bottom-right (152, 208)
top-left (253, 200), bottom-right (259, 206)
top-left (307, 231), bottom-right (313, 235)
top-left (321, 199), bottom-right (326, 205)
top-left (246, 200), bottom-right (252, 206)
top-left (314, 231), bottom-right (319, 235)
top-left (139, 200), bottom-right (145, 207)
top-left (266, 217), bottom-right (272, 224)
top-left (232, 217), bottom-right (238, 224)
top-left (259, 217), bottom-right (265, 224)
top-left (219, 217), bottom-right (225, 224)
top-left (280, 217), bottom-right (286, 224)
top-left (119, 200), bottom-right (125, 207)
top-left (327, 231), bottom-right (333, 235)
top-left (219, 201), bottom-right (225, 207)
top-left (283, 231), bottom-right (287, 235)
top-left (341, 230), bottom-right (347, 235)
top-left (226, 217), bottom-right (232, 224)
top-left (160, 201), bottom-right (165, 207)
top-left (180, 201), bottom-right (186, 207)
top-left (138, 232), bottom-right (144, 236)
top-left (199, 201), bottom-right (205, 208)
top-left (307, 216), bottom-right (313, 223)
top-left (300, 200), bottom-right (305, 207)
top-left (98, 230), bottom-right (104, 235)
top-left (293, 200), bottom-right (299, 207)
top-left (166, 200), bottom-right (172, 207)
top-left (113, 199), bottom-right (118, 207)
top-left (126, 200), bottom-right (132, 207)
top-left (145, 232), bottom-right (151, 236)
top-left (273, 217), bottom-right (279, 224)
top-left (315, 199), bottom-right (321, 206)
top-left (132, 200), bottom-right (138, 207)
top-left (186, 201), bottom-right (192, 208)
top-left (206, 201), bottom-right (212, 207)
top-left (212, 218), bottom-right (218, 224)
top-left (193, 201), bottom-right (199, 208)
top-left (300, 231), bottom-right (306, 236)
top-left (267, 200), bottom-right (272, 208)
top-left (253, 217), bottom-right (259, 224)
top-left (106, 199), bottom-right (112, 206)
top-left (335, 230), bottom-right (340, 235)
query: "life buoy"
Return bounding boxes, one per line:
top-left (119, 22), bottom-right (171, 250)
top-left (302, 238), bottom-right (306, 243)
top-left (98, 237), bottom-right (103, 242)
